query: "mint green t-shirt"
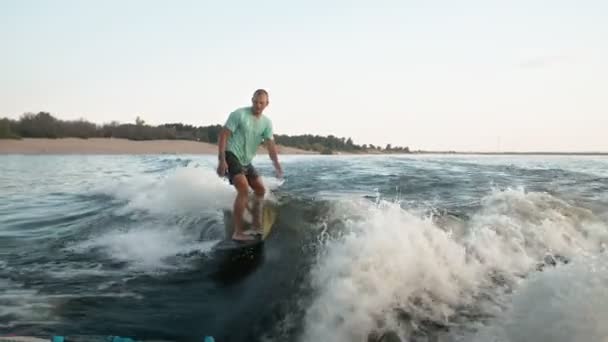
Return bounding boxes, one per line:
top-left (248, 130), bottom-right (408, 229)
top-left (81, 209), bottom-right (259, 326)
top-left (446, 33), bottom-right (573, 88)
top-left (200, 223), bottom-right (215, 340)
top-left (224, 106), bottom-right (274, 165)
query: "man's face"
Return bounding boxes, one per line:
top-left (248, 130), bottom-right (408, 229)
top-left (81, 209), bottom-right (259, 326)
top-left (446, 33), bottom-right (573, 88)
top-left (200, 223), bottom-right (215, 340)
top-left (251, 94), bottom-right (269, 115)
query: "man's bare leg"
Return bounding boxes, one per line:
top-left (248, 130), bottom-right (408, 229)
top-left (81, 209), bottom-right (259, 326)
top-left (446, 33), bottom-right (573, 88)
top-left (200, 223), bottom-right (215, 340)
top-left (232, 174), bottom-right (255, 241)
top-left (248, 176), bottom-right (266, 234)
top-left (251, 194), bottom-right (264, 233)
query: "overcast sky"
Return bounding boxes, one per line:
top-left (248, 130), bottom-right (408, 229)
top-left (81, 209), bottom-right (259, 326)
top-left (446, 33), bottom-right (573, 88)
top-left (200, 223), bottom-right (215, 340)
top-left (1, 0), bottom-right (606, 152)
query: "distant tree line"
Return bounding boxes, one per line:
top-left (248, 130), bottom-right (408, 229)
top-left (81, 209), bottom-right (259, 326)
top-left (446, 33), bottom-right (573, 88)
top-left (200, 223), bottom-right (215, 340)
top-left (0, 112), bottom-right (410, 154)
top-left (0, 112), bottom-right (222, 142)
top-left (273, 134), bottom-right (409, 154)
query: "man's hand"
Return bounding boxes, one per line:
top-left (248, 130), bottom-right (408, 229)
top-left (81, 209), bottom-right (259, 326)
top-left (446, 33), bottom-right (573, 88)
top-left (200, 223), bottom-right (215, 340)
top-left (217, 159), bottom-right (228, 177)
top-left (275, 165), bottom-right (284, 179)
top-left (266, 139), bottom-right (283, 179)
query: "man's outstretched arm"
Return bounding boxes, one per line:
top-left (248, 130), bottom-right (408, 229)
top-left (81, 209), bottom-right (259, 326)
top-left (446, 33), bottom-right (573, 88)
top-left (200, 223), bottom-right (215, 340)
top-left (217, 128), bottom-right (231, 176)
top-left (265, 139), bottom-right (283, 178)
top-left (218, 128), bottom-right (231, 160)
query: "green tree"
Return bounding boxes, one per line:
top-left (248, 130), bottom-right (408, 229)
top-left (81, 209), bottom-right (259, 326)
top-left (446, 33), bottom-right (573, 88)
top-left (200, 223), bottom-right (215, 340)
top-left (0, 118), bottom-right (16, 138)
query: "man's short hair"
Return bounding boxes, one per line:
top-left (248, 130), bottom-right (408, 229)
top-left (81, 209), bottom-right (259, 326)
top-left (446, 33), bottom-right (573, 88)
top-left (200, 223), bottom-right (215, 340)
top-left (253, 89), bottom-right (269, 98)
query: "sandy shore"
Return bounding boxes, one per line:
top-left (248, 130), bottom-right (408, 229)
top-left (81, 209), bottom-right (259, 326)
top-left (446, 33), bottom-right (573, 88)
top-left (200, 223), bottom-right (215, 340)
top-left (0, 138), bottom-right (319, 155)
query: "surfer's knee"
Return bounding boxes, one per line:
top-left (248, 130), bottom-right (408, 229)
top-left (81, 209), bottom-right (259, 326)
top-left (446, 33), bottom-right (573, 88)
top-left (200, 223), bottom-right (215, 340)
top-left (254, 185), bottom-right (265, 197)
top-left (249, 176), bottom-right (265, 197)
top-left (233, 175), bottom-right (249, 195)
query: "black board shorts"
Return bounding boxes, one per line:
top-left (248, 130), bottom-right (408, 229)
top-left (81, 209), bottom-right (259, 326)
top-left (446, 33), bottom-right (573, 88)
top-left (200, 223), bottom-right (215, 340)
top-left (225, 151), bottom-right (259, 185)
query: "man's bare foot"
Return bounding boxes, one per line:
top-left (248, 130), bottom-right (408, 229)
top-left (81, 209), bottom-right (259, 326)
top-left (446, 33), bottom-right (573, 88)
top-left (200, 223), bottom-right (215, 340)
top-left (249, 226), bottom-right (264, 235)
top-left (232, 232), bottom-right (256, 242)
top-left (244, 228), bottom-right (263, 236)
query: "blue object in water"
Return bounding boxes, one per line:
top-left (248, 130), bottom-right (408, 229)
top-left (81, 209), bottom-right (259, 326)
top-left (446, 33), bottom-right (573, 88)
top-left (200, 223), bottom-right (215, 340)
top-left (203, 337), bottom-right (215, 342)
top-left (52, 336), bottom-right (64, 342)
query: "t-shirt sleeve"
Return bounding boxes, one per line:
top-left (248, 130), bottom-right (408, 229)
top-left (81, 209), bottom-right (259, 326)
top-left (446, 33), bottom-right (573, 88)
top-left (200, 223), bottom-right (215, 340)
top-left (224, 110), bottom-right (240, 133)
top-left (262, 119), bottom-right (274, 141)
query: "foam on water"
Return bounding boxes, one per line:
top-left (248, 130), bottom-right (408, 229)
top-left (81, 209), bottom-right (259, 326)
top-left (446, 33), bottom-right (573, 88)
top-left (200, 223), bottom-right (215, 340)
top-left (300, 200), bottom-right (482, 342)
top-left (463, 188), bottom-right (607, 277)
top-left (43, 263), bottom-right (125, 280)
top-left (74, 165), bottom-right (286, 273)
top-left (97, 166), bottom-right (235, 216)
top-left (98, 165), bottom-right (283, 216)
top-left (470, 254), bottom-right (608, 342)
top-left (299, 187), bottom-right (608, 342)
top-left (70, 224), bottom-right (217, 272)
